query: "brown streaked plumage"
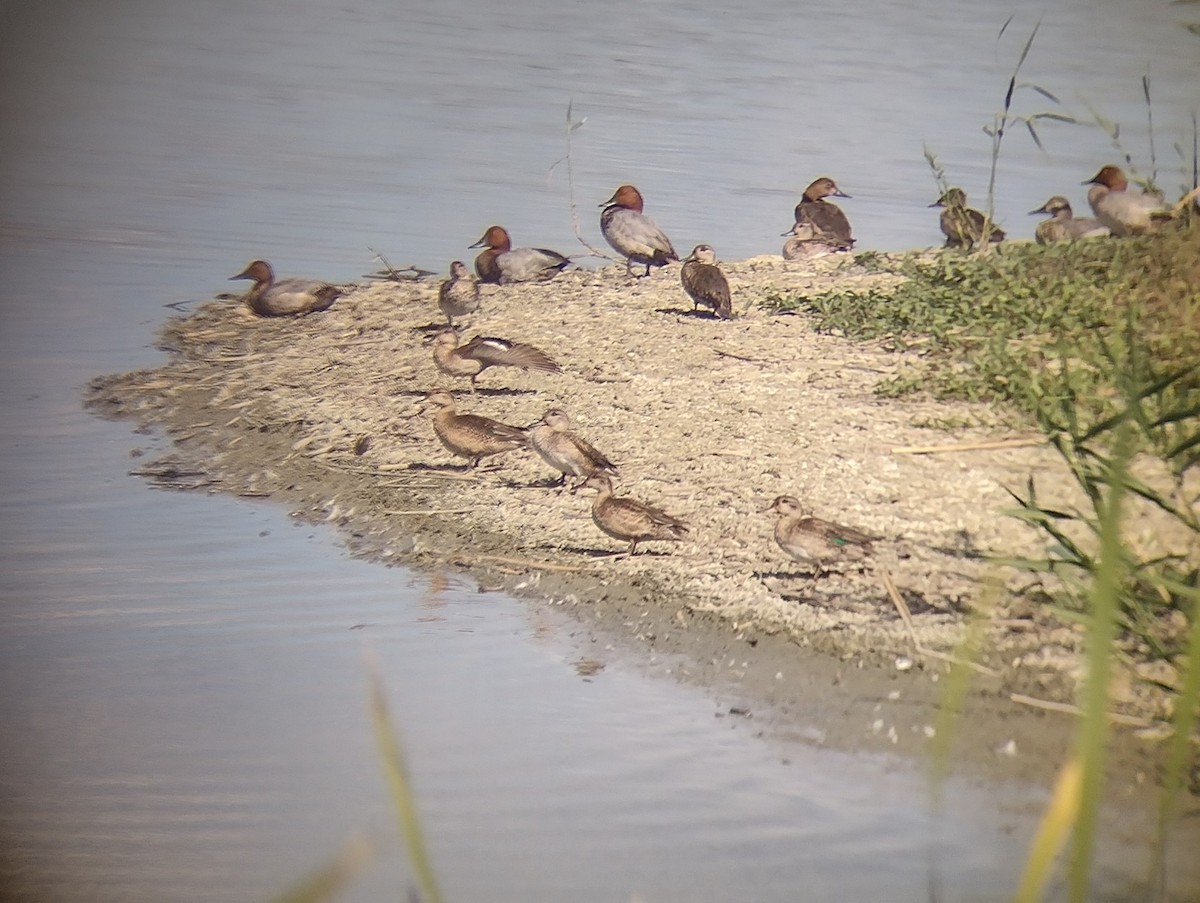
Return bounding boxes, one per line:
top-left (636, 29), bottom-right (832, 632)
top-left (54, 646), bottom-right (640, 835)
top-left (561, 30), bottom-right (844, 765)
top-left (431, 328), bottom-right (561, 391)
top-left (793, 177), bottom-right (855, 249)
top-left (580, 472), bottom-right (689, 555)
top-left (764, 495), bottom-right (879, 574)
top-left (598, 184), bottom-right (679, 277)
top-left (527, 408), bottom-right (618, 488)
top-left (781, 222), bottom-right (844, 260)
top-left (1028, 196), bottom-right (1109, 244)
top-left (679, 244), bottom-right (732, 319)
top-left (929, 188), bottom-right (1005, 248)
top-left (438, 260), bottom-right (480, 325)
top-left (424, 389), bottom-right (528, 468)
top-left (230, 260), bottom-right (342, 317)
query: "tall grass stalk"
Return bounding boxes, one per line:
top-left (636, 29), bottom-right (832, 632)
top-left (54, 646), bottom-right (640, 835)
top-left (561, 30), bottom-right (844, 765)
top-left (367, 658), bottom-right (445, 903)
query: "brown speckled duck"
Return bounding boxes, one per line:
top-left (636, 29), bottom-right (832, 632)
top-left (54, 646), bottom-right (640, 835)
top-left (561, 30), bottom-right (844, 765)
top-left (679, 245), bottom-right (732, 319)
top-left (580, 472), bottom-right (689, 555)
top-left (1028, 196), bottom-right (1109, 244)
top-left (424, 389), bottom-right (528, 468)
top-left (765, 495), bottom-right (878, 574)
top-left (781, 222), bottom-right (845, 261)
top-left (468, 225), bottom-right (571, 284)
top-left (438, 260), bottom-right (480, 325)
top-left (230, 260), bottom-right (342, 317)
top-left (599, 184), bottom-right (678, 277)
top-left (528, 408), bottom-right (618, 489)
top-left (793, 177), bottom-right (855, 249)
top-left (929, 188), bottom-right (1005, 248)
top-left (431, 328), bottom-right (561, 391)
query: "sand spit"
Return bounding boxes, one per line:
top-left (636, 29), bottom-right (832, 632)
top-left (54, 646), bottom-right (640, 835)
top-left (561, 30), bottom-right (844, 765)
top-left (87, 253), bottom-right (1195, 787)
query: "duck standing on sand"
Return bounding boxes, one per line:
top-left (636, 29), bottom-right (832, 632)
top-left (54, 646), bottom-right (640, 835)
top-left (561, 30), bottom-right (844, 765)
top-left (469, 225), bottom-right (571, 284)
top-left (438, 261), bottom-right (480, 325)
top-left (424, 389), bottom-right (529, 469)
top-left (793, 176), bottom-right (855, 249)
top-left (1083, 165), bottom-right (1171, 237)
top-left (679, 244), bottom-right (732, 319)
top-left (230, 260), bottom-right (342, 317)
top-left (528, 408), bottom-right (619, 489)
top-left (599, 184), bottom-right (679, 277)
top-left (929, 188), bottom-right (1005, 248)
top-left (781, 222), bottom-right (845, 260)
top-left (764, 495), bottom-right (878, 575)
top-left (1028, 196), bottom-right (1109, 244)
top-left (580, 472), bottom-right (689, 555)
top-left (431, 328), bottom-right (561, 391)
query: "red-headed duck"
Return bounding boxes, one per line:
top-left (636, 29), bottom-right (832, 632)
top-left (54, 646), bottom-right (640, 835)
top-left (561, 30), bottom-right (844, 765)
top-left (230, 260), bottom-right (341, 317)
top-left (929, 188), bottom-right (1005, 248)
top-left (1083, 166), bottom-right (1170, 236)
top-left (468, 225), bottom-right (570, 284)
top-left (527, 408), bottom-right (619, 489)
top-left (438, 260), bottom-right (480, 325)
top-left (599, 184), bottom-right (678, 276)
top-left (579, 472), bottom-right (689, 555)
top-left (794, 177), bottom-right (855, 248)
top-left (781, 222), bottom-right (845, 260)
top-left (679, 244), bottom-right (732, 319)
top-left (424, 389), bottom-right (529, 469)
top-left (431, 328), bottom-right (560, 391)
top-left (1028, 196), bottom-right (1109, 244)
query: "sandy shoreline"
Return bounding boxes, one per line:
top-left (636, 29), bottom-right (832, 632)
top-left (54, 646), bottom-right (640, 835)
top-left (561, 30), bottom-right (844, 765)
top-left (86, 253), bottom-right (1195, 800)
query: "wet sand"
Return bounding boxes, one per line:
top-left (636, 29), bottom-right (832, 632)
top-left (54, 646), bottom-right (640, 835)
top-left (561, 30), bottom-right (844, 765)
top-left (87, 254), bottom-right (1197, 811)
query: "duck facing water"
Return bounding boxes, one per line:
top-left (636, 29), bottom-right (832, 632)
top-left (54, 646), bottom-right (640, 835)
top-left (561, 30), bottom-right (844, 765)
top-left (230, 260), bottom-right (342, 317)
top-left (580, 472), bottom-right (689, 555)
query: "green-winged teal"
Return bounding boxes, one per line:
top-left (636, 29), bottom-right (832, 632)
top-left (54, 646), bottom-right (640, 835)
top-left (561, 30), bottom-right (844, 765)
top-left (781, 222), bottom-right (845, 260)
top-left (424, 389), bottom-right (528, 468)
top-left (765, 495), bottom-right (878, 574)
top-left (599, 184), bottom-right (679, 277)
top-left (580, 472), bottom-right (689, 555)
top-left (528, 408), bottom-right (618, 489)
top-left (469, 225), bottom-right (571, 284)
top-left (438, 260), bottom-right (481, 325)
top-left (793, 177), bottom-right (855, 249)
top-left (680, 244), bottom-right (732, 319)
top-left (929, 188), bottom-right (1005, 248)
top-left (431, 328), bottom-right (561, 391)
top-left (230, 260), bottom-right (342, 317)
top-left (1028, 196), bottom-right (1109, 244)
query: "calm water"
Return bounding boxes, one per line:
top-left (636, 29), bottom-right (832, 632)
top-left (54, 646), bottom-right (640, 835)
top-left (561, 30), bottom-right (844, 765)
top-left (1, 1), bottom-right (1197, 900)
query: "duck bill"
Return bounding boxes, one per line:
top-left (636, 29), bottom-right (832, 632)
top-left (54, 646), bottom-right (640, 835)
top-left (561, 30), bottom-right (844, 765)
top-left (598, 192), bottom-right (618, 208)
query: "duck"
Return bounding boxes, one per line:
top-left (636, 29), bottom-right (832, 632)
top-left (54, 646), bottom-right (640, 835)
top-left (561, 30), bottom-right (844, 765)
top-left (468, 225), bottom-right (571, 284)
top-left (679, 244), bottom-right (732, 319)
top-left (793, 176), bottom-right (855, 248)
top-left (431, 328), bottom-right (561, 391)
top-left (580, 472), bottom-right (689, 555)
top-left (437, 260), bottom-right (481, 325)
top-left (1083, 166), bottom-right (1171, 237)
top-left (764, 495), bottom-right (878, 574)
top-left (229, 260), bottom-right (342, 317)
top-left (781, 222), bottom-right (846, 260)
top-left (929, 188), bottom-right (1005, 248)
top-left (1028, 196), bottom-right (1110, 244)
top-left (598, 184), bottom-right (679, 276)
top-left (424, 389), bottom-right (529, 469)
top-left (527, 408), bottom-right (619, 489)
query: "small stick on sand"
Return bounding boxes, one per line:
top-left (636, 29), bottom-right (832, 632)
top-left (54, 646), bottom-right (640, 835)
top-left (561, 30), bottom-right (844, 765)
top-left (444, 553), bottom-right (603, 572)
top-left (891, 437), bottom-right (1044, 455)
top-left (1009, 692), bottom-right (1158, 728)
top-left (881, 569), bottom-right (1000, 677)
